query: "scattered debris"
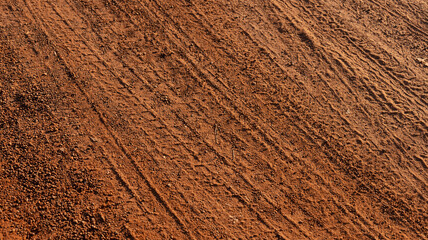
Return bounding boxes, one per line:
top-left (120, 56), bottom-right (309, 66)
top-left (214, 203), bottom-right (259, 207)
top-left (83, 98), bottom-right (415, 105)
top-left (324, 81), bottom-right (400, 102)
top-left (160, 94), bottom-right (170, 104)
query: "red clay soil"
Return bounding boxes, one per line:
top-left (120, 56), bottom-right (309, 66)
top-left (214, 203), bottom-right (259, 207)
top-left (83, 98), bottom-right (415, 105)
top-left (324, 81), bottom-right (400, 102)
top-left (0, 0), bottom-right (427, 239)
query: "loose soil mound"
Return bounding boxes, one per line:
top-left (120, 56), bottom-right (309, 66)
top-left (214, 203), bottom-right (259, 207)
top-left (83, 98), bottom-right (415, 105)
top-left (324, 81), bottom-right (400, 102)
top-left (1, 0), bottom-right (427, 239)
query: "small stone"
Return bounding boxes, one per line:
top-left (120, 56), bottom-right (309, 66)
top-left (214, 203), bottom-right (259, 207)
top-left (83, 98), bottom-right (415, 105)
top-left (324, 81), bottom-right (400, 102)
top-left (160, 95), bottom-right (170, 104)
top-left (415, 58), bottom-right (425, 63)
top-left (97, 213), bottom-right (105, 222)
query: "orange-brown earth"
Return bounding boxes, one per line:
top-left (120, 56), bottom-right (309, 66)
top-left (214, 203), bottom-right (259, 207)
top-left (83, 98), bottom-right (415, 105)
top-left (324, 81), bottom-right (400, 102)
top-left (0, 0), bottom-right (427, 239)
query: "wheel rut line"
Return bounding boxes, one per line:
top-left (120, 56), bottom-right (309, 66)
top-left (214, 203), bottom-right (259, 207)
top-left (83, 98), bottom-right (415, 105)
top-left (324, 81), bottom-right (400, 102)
top-left (144, 57), bottom-right (338, 237)
top-left (172, 102), bottom-right (381, 238)
top-left (126, 124), bottom-right (248, 238)
top-left (85, 0), bottom-right (320, 237)
top-left (105, 1), bottom-right (400, 237)
top-left (322, 79), bottom-right (428, 188)
top-left (286, 0), bottom-right (427, 109)
top-left (171, 111), bottom-right (309, 240)
top-left (18, 0), bottom-right (426, 238)
top-left (131, 108), bottom-right (283, 237)
top-left (93, 0), bottom-right (312, 236)
top-left (38, 1), bottom-right (246, 237)
top-left (365, 0), bottom-right (428, 38)
top-left (85, 0), bottom-right (426, 236)
top-left (171, 7), bottom-right (408, 236)
top-left (22, 1), bottom-right (196, 238)
top-left (268, 0), bottom-right (428, 187)
top-left (177, 0), bottom-right (424, 173)
top-left (281, 107), bottom-right (400, 237)
top-left (326, 100), bottom-right (428, 189)
top-left (237, 10), bottom-right (428, 178)
top-left (157, 0), bottom-right (330, 114)
top-left (22, 0), bottom-right (160, 221)
top-left (287, 114), bottom-right (394, 239)
top-left (39, 2), bottom-right (276, 237)
top-left (134, 52), bottom-right (335, 236)
top-left (279, 0), bottom-right (428, 115)
top-left (269, 0), bottom-right (427, 116)
top-left (293, 102), bottom-right (428, 237)
top-left (6, 3), bottom-right (158, 221)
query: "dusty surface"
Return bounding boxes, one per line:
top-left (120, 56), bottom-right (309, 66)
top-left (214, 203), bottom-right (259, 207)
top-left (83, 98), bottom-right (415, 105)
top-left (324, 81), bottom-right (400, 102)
top-left (0, 0), bottom-right (427, 239)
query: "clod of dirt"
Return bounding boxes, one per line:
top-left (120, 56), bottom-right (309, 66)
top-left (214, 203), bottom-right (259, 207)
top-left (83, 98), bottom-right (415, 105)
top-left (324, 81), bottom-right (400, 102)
top-left (415, 58), bottom-right (425, 64)
top-left (415, 58), bottom-right (428, 67)
top-left (90, 136), bottom-right (100, 143)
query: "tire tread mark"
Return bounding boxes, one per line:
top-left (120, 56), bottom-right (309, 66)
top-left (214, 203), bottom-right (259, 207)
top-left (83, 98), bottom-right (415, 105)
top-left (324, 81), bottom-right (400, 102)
top-left (22, 1), bottom-right (195, 239)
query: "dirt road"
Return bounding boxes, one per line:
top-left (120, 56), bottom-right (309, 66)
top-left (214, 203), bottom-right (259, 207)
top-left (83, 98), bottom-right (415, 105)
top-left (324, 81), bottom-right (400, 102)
top-left (0, 0), bottom-right (427, 239)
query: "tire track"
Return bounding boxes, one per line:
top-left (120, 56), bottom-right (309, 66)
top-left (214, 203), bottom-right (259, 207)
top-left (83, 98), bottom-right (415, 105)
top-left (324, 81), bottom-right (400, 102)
top-left (275, 0), bottom-right (428, 188)
top-left (171, 1), bottom-right (398, 238)
top-left (159, 0), bottom-right (426, 238)
top-left (55, 1), bottom-right (286, 238)
top-left (11, 0), bottom-right (427, 238)
top-left (70, 0), bottom-right (312, 237)
top-left (108, 0), bottom-right (394, 238)
top-left (70, 0), bottom-right (342, 237)
top-left (21, 0), bottom-right (195, 238)
top-left (28, 0), bottom-right (282, 238)
top-left (247, 0), bottom-right (427, 182)
top-left (268, 0), bottom-right (428, 237)
top-left (272, 0), bottom-right (427, 126)
top-left (112, 0), bottom-right (426, 238)
top-left (291, 0), bottom-right (427, 109)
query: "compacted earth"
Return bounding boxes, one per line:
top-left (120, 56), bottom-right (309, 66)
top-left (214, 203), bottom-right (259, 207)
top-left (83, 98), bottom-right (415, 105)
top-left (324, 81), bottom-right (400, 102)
top-left (0, 0), bottom-right (427, 239)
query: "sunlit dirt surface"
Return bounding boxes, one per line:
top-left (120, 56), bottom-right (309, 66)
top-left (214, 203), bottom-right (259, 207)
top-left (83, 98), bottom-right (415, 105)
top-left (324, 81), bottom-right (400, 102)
top-left (0, 0), bottom-right (427, 239)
